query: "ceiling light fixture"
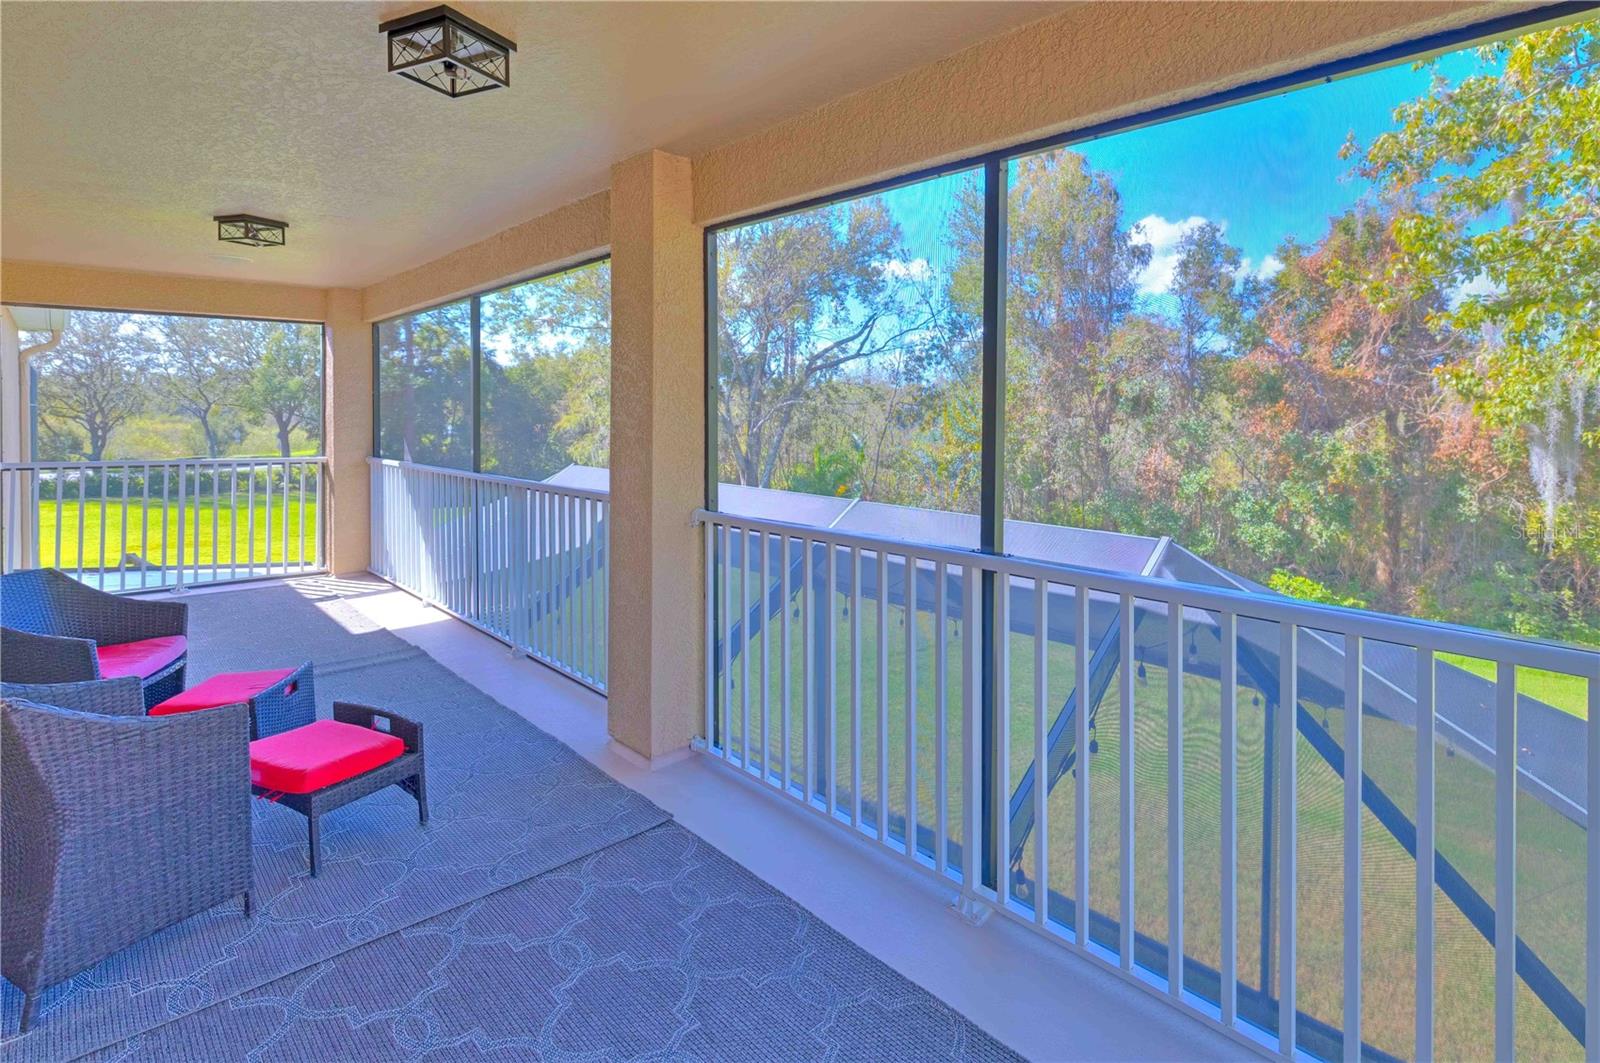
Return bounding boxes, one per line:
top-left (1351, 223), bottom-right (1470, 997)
top-left (215, 214), bottom-right (287, 248)
top-left (380, 5), bottom-right (515, 98)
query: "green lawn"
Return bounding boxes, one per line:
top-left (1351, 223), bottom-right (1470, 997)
top-left (716, 571), bottom-right (1589, 1060)
top-left (1440, 651), bottom-right (1589, 720)
top-left (33, 495), bottom-right (319, 574)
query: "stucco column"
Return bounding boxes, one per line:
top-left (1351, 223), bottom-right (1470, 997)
top-left (322, 288), bottom-right (372, 576)
top-left (607, 149), bottom-right (705, 760)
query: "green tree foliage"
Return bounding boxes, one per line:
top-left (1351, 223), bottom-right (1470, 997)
top-left (714, 19), bottom-right (1597, 643)
top-left (715, 196), bottom-right (959, 490)
top-left (479, 261), bottom-right (610, 479)
top-left (377, 303), bottom-right (473, 469)
top-left (237, 323), bottom-right (324, 457)
top-left (35, 312), bottom-right (149, 461)
top-left (1349, 18), bottom-right (1599, 636)
top-left (32, 310), bottom-right (324, 461)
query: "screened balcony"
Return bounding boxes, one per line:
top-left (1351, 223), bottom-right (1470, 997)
top-left (3, 2), bottom-right (1597, 1062)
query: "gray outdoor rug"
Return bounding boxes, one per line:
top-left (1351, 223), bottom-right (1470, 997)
top-left (0, 582), bottom-right (670, 1061)
top-left (83, 823), bottom-right (1018, 1062)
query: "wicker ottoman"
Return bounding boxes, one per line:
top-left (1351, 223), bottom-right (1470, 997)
top-left (150, 661), bottom-right (315, 739)
top-left (250, 703), bottom-right (428, 877)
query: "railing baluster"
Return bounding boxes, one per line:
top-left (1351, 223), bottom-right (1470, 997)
top-left (141, 465), bottom-right (151, 589)
top-left (229, 465), bottom-right (239, 580)
top-left (704, 520), bottom-right (715, 745)
top-left (1034, 577), bottom-right (1048, 926)
top-left (997, 570), bottom-right (1011, 907)
top-left (962, 561), bottom-right (980, 892)
top-left (826, 540), bottom-right (837, 810)
top-left (75, 468), bottom-right (86, 582)
top-left (245, 464), bottom-right (255, 585)
top-left (1220, 610), bottom-right (1238, 1027)
top-left (721, 522), bottom-right (733, 759)
top-left (211, 463), bottom-right (221, 584)
top-left (1494, 660), bottom-right (1516, 1061)
top-left (781, 533), bottom-right (792, 792)
top-left (1119, 593), bottom-right (1135, 968)
top-left (280, 458), bottom-right (290, 577)
top-left (52, 469), bottom-right (62, 570)
top-left (742, 524), bottom-right (752, 771)
top-left (1587, 660), bottom-right (1599, 1062)
top-left (760, 530), bottom-right (770, 782)
top-left (1075, 583), bottom-right (1090, 946)
top-left (851, 545), bottom-right (863, 826)
top-left (96, 464), bottom-right (107, 585)
top-left (878, 548), bottom-right (890, 842)
top-left (935, 560), bottom-right (948, 874)
top-left (802, 536), bottom-right (814, 793)
top-left (1344, 633), bottom-right (1363, 1062)
top-left (905, 553), bottom-right (918, 858)
top-left (1279, 621), bottom-right (1298, 1056)
top-left (1417, 647), bottom-right (1435, 1063)
top-left (1169, 596), bottom-right (1184, 997)
top-left (119, 464), bottom-right (130, 592)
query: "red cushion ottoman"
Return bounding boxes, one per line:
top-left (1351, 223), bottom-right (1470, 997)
top-left (150, 661), bottom-right (314, 739)
top-left (250, 704), bottom-right (428, 877)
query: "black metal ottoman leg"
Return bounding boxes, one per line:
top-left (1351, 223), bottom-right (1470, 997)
top-left (414, 769), bottom-right (429, 825)
top-left (243, 890), bottom-right (253, 918)
top-left (308, 814), bottom-right (321, 877)
top-left (19, 991), bottom-right (35, 1034)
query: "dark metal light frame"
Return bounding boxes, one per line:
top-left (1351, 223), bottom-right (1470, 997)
top-left (380, 5), bottom-right (516, 98)
top-left (215, 214), bottom-right (287, 248)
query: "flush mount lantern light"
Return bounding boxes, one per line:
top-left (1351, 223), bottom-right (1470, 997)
top-left (215, 214), bottom-right (287, 248)
top-left (380, 5), bottom-right (515, 98)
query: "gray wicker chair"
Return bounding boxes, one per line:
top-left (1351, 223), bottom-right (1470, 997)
top-left (0, 677), bottom-right (252, 1033)
top-left (0, 568), bottom-right (188, 709)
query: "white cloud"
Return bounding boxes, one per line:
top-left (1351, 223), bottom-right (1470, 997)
top-left (882, 257), bottom-right (932, 282)
top-left (1129, 214), bottom-right (1210, 295)
top-left (1238, 254), bottom-right (1284, 284)
top-left (1448, 270), bottom-right (1503, 310)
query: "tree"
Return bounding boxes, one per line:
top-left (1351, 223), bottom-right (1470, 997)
top-left (156, 316), bottom-right (243, 457)
top-left (716, 199), bottom-right (949, 488)
top-left (34, 312), bottom-right (148, 461)
top-left (481, 261), bottom-right (611, 477)
top-left (1350, 17), bottom-right (1599, 624)
top-left (238, 323), bottom-right (323, 457)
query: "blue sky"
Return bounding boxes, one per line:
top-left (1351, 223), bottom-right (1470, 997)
top-left (875, 46), bottom-right (1493, 295)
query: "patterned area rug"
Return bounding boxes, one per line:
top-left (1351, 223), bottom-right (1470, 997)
top-left (84, 824), bottom-right (1018, 1062)
top-left (5, 580), bottom-right (1016, 1062)
top-left (1, 583), bottom-right (670, 1061)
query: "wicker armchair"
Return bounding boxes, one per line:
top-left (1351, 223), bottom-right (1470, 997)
top-left (0, 568), bottom-right (188, 708)
top-left (0, 677), bottom-right (252, 1033)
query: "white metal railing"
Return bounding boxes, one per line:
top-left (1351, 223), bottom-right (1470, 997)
top-left (368, 458), bottom-right (607, 691)
top-left (697, 509), bottom-right (1599, 1062)
top-left (0, 457), bottom-right (325, 592)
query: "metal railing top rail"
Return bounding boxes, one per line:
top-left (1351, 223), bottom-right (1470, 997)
top-left (366, 456), bottom-right (611, 502)
top-left (695, 507), bottom-right (1600, 679)
top-left (2, 456), bottom-right (327, 471)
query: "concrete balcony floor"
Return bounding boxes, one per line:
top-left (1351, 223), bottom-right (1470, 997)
top-left (273, 573), bottom-right (1247, 1062)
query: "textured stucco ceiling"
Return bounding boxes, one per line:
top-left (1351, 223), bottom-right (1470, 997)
top-left (0, 1), bottom-right (1062, 288)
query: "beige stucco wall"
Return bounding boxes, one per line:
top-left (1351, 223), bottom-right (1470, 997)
top-left (691, 0), bottom-right (1510, 224)
top-left (361, 191), bottom-right (611, 322)
top-left (322, 288), bottom-right (372, 576)
top-left (0, 260), bottom-right (328, 322)
top-left (606, 150), bottom-right (704, 759)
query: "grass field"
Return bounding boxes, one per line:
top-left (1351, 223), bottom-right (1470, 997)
top-left (32, 496), bottom-right (320, 575)
top-left (1440, 651), bottom-right (1589, 720)
top-left (715, 570), bottom-right (1590, 1060)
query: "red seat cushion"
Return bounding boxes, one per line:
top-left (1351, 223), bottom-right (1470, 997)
top-left (96, 635), bottom-right (188, 680)
top-left (150, 668), bottom-right (296, 717)
top-left (250, 719), bottom-right (404, 794)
